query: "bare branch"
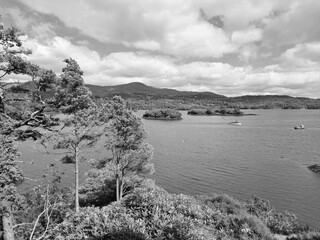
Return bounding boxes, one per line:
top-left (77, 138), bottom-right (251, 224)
top-left (13, 222), bottom-right (34, 228)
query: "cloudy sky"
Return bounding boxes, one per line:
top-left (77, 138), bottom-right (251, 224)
top-left (1, 0), bottom-right (320, 98)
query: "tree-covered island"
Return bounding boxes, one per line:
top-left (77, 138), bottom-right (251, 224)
top-left (187, 107), bottom-right (257, 116)
top-left (142, 108), bottom-right (182, 120)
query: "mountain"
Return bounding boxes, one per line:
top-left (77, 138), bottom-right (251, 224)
top-left (8, 81), bottom-right (320, 109)
top-left (86, 82), bottom-right (227, 100)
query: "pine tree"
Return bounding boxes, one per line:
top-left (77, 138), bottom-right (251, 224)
top-left (104, 96), bottom-right (154, 201)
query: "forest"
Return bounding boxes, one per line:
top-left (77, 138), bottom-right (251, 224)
top-left (1, 20), bottom-right (320, 240)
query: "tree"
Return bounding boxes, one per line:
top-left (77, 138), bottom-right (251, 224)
top-left (0, 18), bottom-right (31, 114)
top-left (25, 63), bottom-right (56, 104)
top-left (41, 58), bottom-right (101, 212)
top-left (104, 96), bottom-right (154, 201)
top-left (0, 19), bottom-right (58, 141)
top-left (0, 17), bottom-right (33, 240)
top-left (41, 106), bottom-right (107, 212)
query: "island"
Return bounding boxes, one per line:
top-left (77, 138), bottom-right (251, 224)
top-left (308, 164), bottom-right (320, 174)
top-left (142, 109), bottom-right (182, 120)
top-left (187, 107), bottom-right (256, 116)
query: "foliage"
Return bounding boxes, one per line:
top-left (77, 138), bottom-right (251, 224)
top-left (54, 58), bottom-right (93, 114)
top-left (287, 232), bottom-right (320, 240)
top-left (25, 63), bottom-right (57, 104)
top-left (187, 107), bottom-right (244, 116)
top-left (142, 108), bottom-right (182, 120)
top-left (245, 195), bottom-right (310, 235)
top-left (79, 161), bottom-right (117, 207)
top-left (0, 22), bottom-right (31, 80)
top-left (104, 96), bottom-right (154, 201)
top-left (45, 187), bottom-right (217, 239)
top-left (14, 167), bottom-right (73, 240)
top-left (307, 164), bottom-right (320, 174)
top-left (198, 193), bottom-right (243, 215)
top-left (48, 187), bottom-right (307, 240)
top-left (0, 135), bottom-right (25, 240)
top-left (41, 106), bottom-right (107, 212)
top-left (187, 108), bottom-right (210, 115)
top-left (111, 95), bottom-right (320, 111)
top-left (80, 158), bottom-right (156, 207)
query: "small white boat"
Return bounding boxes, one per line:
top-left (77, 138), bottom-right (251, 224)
top-left (294, 124), bottom-right (305, 130)
top-left (228, 121), bottom-right (241, 126)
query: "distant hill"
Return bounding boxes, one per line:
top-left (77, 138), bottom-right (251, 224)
top-left (11, 81), bottom-right (320, 109)
top-left (86, 82), bottom-right (226, 100)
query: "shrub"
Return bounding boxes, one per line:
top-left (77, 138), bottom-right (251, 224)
top-left (199, 193), bottom-right (243, 215)
top-left (246, 195), bottom-right (311, 235)
top-left (214, 212), bottom-right (274, 240)
top-left (287, 232), bottom-right (320, 240)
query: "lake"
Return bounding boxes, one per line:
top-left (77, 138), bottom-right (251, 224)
top-left (18, 109), bottom-right (320, 229)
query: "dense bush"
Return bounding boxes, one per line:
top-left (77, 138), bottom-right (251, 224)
top-left (199, 193), bottom-right (243, 215)
top-left (287, 232), bottom-right (320, 240)
top-left (47, 187), bottom-right (297, 239)
top-left (245, 195), bottom-right (311, 235)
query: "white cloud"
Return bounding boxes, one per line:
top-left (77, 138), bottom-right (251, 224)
top-left (17, 0), bottom-right (236, 59)
top-left (2, 0), bottom-right (319, 98)
top-left (12, 36), bottom-right (318, 98)
top-left (280, 42), bottom-right (320, 70)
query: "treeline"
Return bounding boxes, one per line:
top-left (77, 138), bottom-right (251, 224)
top-left (122, 97), bottom-right (320, 111)
top-left (226, 95), bottom-right (320, 109)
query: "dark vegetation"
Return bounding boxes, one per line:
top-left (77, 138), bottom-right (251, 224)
top-left (187, 107), bottom-right (248, 116)
top-left (307, 164), bottom-right (320, 174)
top-left (1, 18), bottom-right (320, 240)
top-left (142, 109), bottom-right (182, 120)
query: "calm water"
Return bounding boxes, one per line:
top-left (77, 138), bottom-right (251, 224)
top-left (19, 109), bottom-right (320, 228)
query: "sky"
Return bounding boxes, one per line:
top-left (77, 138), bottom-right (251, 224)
top-left (1, 0), bottom-right (320, 98)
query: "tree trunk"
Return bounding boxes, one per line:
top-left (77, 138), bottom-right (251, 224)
top-left (2, 203), bottom-right (15, 240)
top-left (116, 173), bottom-right (120, 202)
top-left (119, 178), bottom-right (123, 201)
top-left (75, 145), bottom-right (79, 212)
top-left (0, 96), bottom-right (4, 113)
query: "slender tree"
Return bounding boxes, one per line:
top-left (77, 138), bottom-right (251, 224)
top-left (104, 96), bottom-right (154, 201)
top-left (42, 106), bottom-right (108, 212)
top-left (43, 58), bottom-right (98, 212)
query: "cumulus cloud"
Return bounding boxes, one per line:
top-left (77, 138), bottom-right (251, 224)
top-left (17, 0), bottom-right (236, 59)
top-left (3, 35), bottom-right (316, 98)
top-left (2, 0), bottom-right (319, 98)
top-left (280, 42), bottom-right (320, 70)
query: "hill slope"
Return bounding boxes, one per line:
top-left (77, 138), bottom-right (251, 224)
top-left (86, 82), bottom-right (226, 100)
